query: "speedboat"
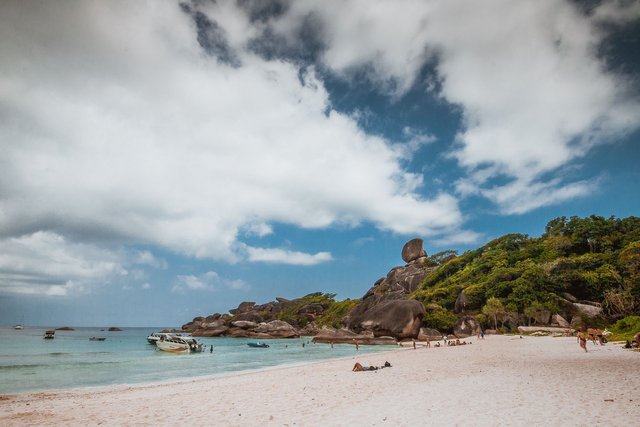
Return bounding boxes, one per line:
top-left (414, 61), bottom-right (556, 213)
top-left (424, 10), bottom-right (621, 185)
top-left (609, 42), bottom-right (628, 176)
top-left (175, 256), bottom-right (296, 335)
top-left (43, 330), bottom-right (55, 339)
top-left (156, 336), bottom-right (191, 353)
top-left (147, 332), bottom-right (173, 345)
top-left (147, 332), bottom-right (192, 345)
top-left (14, 324), bottom-right (23, 330)
top-left (247, 342), bottom-right (269, 348)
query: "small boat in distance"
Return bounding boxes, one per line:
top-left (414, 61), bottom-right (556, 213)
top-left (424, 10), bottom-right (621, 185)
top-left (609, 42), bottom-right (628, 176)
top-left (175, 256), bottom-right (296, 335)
top-left (44, 330), bottom-right (55, 339)
top-left (89, 337), bottom-right (106, 341)
top-left (247, 342), bottom-right (269, 348)
top-left (13, 324), bottom-right (23, 330)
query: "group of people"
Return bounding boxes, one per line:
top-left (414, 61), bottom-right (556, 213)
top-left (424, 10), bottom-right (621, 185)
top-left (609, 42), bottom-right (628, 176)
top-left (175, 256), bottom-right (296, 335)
top-left (576, 328), bottom-right (608, 352)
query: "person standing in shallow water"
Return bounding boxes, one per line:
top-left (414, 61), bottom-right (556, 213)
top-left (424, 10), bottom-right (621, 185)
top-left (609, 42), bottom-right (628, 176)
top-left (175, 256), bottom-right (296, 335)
top-left (577, 331), bottom-right (588, 352)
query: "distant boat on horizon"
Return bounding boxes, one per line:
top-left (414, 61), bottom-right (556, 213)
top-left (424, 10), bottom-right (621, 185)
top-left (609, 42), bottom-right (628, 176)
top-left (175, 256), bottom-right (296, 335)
top-left (14, 316), bottom-right (24, 330)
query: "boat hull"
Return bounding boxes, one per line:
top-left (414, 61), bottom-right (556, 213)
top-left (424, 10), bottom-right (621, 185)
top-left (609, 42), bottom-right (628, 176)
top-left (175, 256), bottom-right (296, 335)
top-left (156, 340), bottom-right (190, 353)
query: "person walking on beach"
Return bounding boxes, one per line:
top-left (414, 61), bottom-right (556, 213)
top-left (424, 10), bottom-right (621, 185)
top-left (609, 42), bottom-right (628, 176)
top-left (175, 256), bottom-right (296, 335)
top-left (425, 336), bottom-right (430, 348)
top-left (577, 331), bottom-right (588, 352)
top-left (443, 334), bottom-right (447, 345)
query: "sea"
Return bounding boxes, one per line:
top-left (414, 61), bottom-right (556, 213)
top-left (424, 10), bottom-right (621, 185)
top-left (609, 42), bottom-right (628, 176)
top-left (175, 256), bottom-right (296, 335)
top-left (0, 326), bottom-right (394, 394)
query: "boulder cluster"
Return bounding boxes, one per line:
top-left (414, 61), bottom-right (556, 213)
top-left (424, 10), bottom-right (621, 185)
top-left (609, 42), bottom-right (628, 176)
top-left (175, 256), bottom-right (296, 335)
top-left (182, 238), bottom-right (437, 343)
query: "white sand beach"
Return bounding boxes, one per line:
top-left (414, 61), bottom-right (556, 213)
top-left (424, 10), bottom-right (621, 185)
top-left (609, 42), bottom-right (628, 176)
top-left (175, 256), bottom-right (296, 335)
top-left (1, 335), bottom-right (638, 426)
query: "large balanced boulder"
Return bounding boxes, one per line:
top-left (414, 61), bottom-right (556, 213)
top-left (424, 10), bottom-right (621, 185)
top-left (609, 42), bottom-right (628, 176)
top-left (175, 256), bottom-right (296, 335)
top-left (349, 299), bottom-right (425, 339)
top-left (402, 238), bottom-right (427, 263)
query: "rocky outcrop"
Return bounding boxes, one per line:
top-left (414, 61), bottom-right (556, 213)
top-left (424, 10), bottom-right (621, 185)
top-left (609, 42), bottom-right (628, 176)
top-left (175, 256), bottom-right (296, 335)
top-left (418, 327), bottom-right (442, 341)
top-left (454, 290), bottom-right (468, 313)
top-left (348, 299), bottom-right (425, 339)
top-left (184, 238), bottom-right (433, 342)
top-left (551, 314), bottom-right (570, 328)
top-left (453, 316), bottom-right (480, 337)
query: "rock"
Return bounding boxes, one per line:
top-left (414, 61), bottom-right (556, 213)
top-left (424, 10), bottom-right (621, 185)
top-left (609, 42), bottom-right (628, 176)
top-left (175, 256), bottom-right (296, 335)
top-left (454, 290), bottom-right (468, 313)
top-left (401, 238), bottom-right (427, 263)
top-left (275, 297), bottom-right (290, 303)
top-left (572, 302), bottom-right (603, 318)
top-left (55, 326), bottom-right (75, 331)
top-left (233, 312), bottom-right (265, 323)
top-left (453, 316), bottom-right (481, 337)
top-left (518, 326), bottom-right (573, 334)
top-left (229, 301), bottom-right (256, 315)
top-left (108, 327), bottom-right (122, 332)
top-left (634, 332), bottom-right (640, 344)
top-left (418, 327), bottom-right (442, 341)
top-left (205, 314), bottom-right (221, 322)
top-left (561, 292), bottom-right (578, 303)
top-left (231, 321), bottom-right (258, 329)
top-left (551, 314), bottom-right (570, 328)
top-left (570, 316), bottom-right (584, 330)
top-left (348, 299), bottom-right (425, 339)
top-left (533, 310), bottom-right (551, 325)
top-left (201, 319), bottom-right (226, 329)
top-left (193, 326), bottom-right (228, 337)
top-left (253, 320), bottom-right (299, 338)
top-left (226, 328), bottom-right (252, 338)
top-left (297, 303), bottom-right (324, 315)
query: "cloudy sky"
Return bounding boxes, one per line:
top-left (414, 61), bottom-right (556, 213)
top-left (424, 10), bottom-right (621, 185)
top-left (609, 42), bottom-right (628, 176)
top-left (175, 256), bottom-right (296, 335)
top-left (1, 0), bottom-right (639, 327)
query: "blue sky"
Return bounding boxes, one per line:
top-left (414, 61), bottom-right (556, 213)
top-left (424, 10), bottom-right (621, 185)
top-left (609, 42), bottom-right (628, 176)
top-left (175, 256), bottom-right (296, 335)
top-left (1, 0), bottom-right (639, 327)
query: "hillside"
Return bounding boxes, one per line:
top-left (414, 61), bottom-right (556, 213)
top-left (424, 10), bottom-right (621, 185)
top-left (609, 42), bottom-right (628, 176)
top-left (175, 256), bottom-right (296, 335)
top-left (413, 215), bottom-right (640, 331)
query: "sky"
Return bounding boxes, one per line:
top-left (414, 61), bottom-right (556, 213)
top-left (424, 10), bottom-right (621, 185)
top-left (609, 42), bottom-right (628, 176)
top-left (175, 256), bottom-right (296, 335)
top-left (1, 0), bottom-right (639, 327)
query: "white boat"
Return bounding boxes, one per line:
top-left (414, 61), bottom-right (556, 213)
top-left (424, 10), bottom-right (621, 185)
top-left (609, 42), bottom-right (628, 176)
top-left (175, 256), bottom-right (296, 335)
top-left (147, 332), bottom-right (192, 345)
top-left (156, 336), bottom-right (191, 353)
top-left (14, 324), bottom-right (23, 330)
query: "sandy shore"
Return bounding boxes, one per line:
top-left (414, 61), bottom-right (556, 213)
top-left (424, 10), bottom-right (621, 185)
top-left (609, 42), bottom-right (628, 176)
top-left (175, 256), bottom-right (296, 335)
top-left (1, 335), bottom-right (638, 426)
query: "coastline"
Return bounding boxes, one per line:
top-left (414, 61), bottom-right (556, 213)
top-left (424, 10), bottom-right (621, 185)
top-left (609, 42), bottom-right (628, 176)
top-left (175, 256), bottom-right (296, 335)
top-left (1, 335), bottom-right (638, 426)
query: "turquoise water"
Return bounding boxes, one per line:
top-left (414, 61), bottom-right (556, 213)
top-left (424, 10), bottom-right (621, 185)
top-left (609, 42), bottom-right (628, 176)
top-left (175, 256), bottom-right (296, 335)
top-left (0, 326), bottom-right (393, 394)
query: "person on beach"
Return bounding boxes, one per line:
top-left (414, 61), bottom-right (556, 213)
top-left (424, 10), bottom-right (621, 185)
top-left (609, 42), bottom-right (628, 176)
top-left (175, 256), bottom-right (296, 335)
top-left (352, 361), bottom-right (392, 371)
top-left (210, 345), bottom-right (213, 353)
top-left (425, 336), bottom-right (430, 348)
top-left (577, 331), bottom-right (588, 352)
top-left (443, 334), bottom-right (447, 345)
top-left (412, 339), bottom-right (416, 349)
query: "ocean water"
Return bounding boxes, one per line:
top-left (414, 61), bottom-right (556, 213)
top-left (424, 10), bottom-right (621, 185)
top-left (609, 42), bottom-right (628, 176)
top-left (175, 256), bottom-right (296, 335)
top-left (0, 326), bottom-right (394, 394)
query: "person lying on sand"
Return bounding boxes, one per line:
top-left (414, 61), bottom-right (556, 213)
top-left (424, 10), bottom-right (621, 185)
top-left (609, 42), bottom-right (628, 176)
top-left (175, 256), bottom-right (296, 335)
top-left (352, 361), bottom-right (391, 372)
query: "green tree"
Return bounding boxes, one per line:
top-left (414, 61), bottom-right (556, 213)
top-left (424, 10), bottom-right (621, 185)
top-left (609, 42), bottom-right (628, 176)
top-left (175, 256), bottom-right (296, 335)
top-left (482, 297), bottom-right (505, 330)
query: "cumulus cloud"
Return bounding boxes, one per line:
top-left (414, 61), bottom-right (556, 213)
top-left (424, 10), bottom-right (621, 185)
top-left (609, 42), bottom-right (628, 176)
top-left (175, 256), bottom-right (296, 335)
top-left (0, 231), bottom-right (126, 296)
top-left (264, 0), bottom-right (640, 214)
top-left (246, 246), bottom-right (333, 265)
top-left (0, 0), bottom-right (463, 271)
top-left (172, 271), bottom-right (249, 293)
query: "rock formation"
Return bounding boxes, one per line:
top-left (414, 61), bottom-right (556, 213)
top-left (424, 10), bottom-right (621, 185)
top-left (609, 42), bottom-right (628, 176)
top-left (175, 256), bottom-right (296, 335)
top-left (453, 315), bottom-right (481, 337)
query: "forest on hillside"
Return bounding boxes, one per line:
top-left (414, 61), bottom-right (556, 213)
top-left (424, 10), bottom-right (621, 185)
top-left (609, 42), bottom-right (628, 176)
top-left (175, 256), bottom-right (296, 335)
top-left (412, 215), bottom-right (640, 331)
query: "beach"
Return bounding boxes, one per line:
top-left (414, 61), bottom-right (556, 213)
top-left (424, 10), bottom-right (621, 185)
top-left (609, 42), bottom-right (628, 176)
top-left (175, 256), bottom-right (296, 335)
top-left (1, 335), bottom-right (638, 426)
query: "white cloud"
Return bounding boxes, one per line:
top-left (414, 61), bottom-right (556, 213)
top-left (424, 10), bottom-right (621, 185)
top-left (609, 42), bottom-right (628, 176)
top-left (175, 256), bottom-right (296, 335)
top-left (0, 231), bottom-right (126, 296)
top-left (0, 0), bottom-right (464, 270)
top-left (172, 271), bottom-right (249, 293)
top-left (246, 246), bottom-right (333, 266)
top-left (133, 251), bottom-right (168, 270)
top-left (267, 0), bottom-right (640, 214)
